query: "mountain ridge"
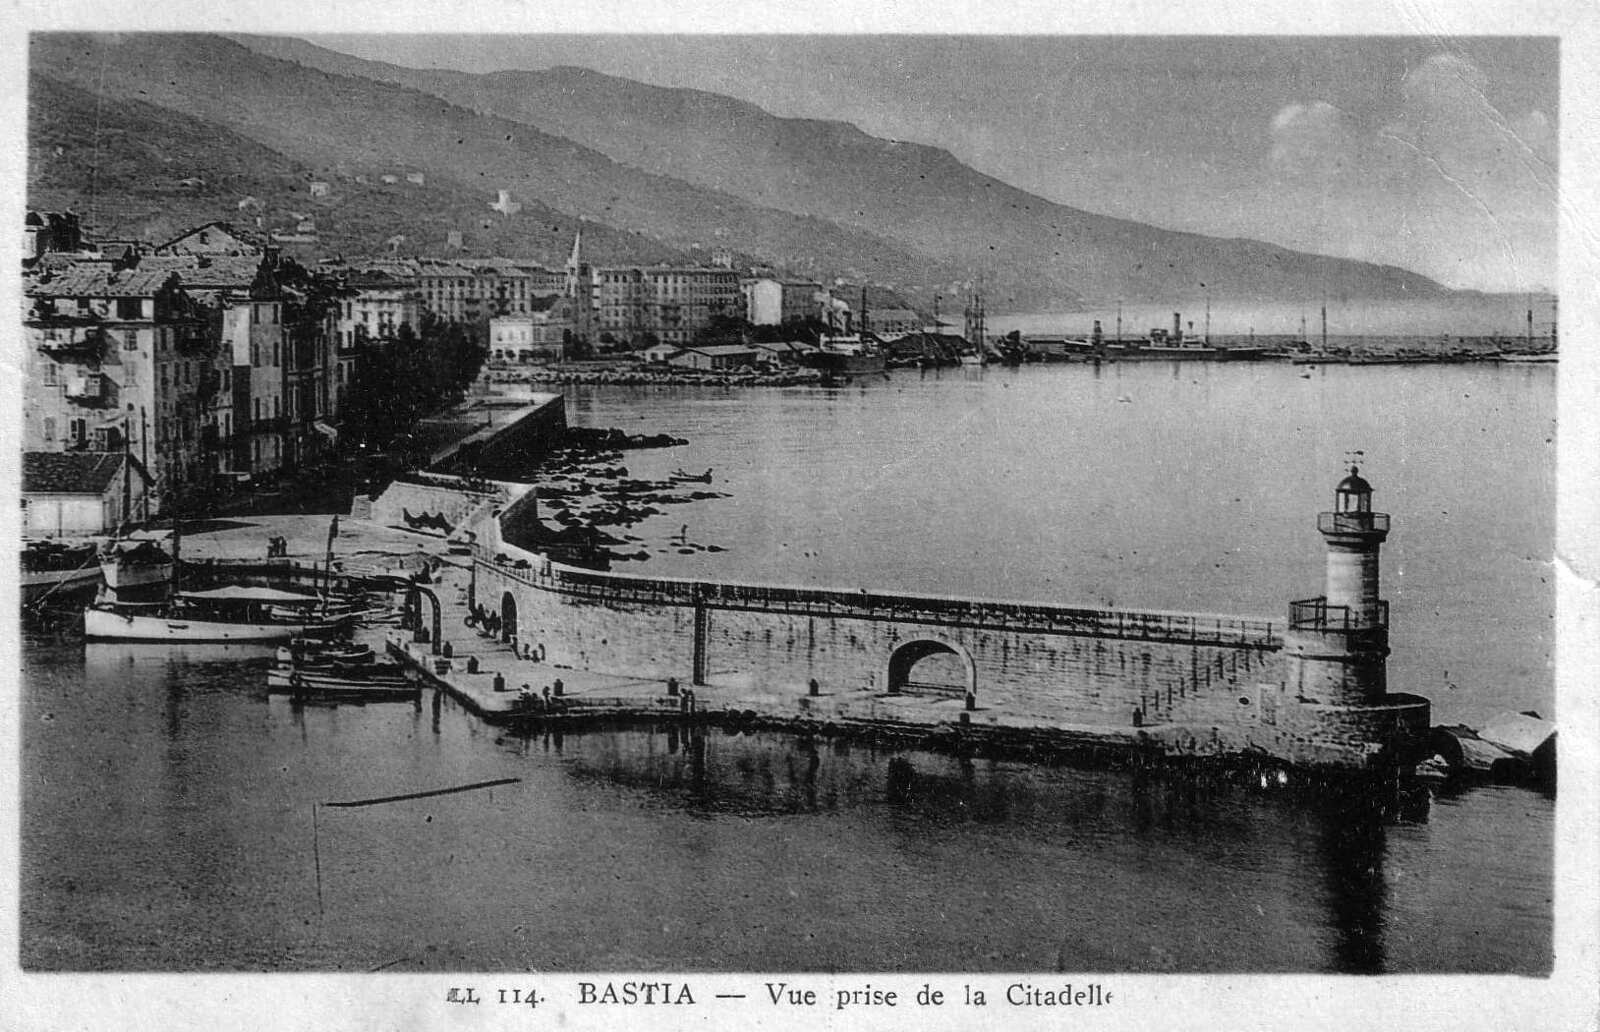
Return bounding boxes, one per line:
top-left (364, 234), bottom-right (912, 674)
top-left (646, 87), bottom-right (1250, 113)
top-left (230, 34), bottom-right (1454, 310)
top-left (33, 32), bottom-right (1454, 312)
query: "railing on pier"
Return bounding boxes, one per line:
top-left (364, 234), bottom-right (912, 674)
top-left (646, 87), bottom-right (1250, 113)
top-left (482, 549), bottom-right (1282, 650)
top-left (1289, 596), bottom-right (1388, 631)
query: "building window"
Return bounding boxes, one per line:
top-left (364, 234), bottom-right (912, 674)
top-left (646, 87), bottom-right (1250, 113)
top-left (42, 417), bottom-right (55, 441)
top-left (71, 418), bottom-right (87, 444)
top-left (117, 298), bottom-right (142, 319)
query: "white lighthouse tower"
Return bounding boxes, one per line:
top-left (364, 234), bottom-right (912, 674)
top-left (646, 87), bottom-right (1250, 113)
top-left (1283, 467), bottom-right (1391, 706)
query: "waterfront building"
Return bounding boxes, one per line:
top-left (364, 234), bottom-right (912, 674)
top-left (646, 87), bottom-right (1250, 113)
top-left (864, 307), bottom-right (922, 338)
top-left (751, 339), bottom-right (819, 366)
top-left (142, 253), bottom-right (292, 481)
top-left (23, 259), bottom-right (218, 512)
top-left (488, 299), bottom-right (571, 364)
top-left (415, 257), bottom-right (565, 324)
top-left (742, 277), bottom-right (823, 326)
top-left (641, 343), bottom-right (682, 364)
top-left (666, 344), bottom-right (759, 371)
top-left (566, 231), bottom-right (740, 347)
top-left (21, 451), bottom-right (151, 537)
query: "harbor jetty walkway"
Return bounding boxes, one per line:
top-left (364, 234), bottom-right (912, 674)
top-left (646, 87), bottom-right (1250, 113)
top-left (175, 508), bottom-right (1251, 759)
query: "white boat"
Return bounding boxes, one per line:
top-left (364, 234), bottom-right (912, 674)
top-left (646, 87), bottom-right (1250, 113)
top-left (100, 538), bottom-right (174, 594)
top-left (84, 585), bottom-right (351, 642)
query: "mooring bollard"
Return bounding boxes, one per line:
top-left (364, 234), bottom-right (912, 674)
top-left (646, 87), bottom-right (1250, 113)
top-left (552, 678), bottom-right (563, 697)
top-left (965, 691), bottom-right (976, 712)
top-left (442, 641), bottom-right (453, 658)
top-left (416, 627), bottom-right (431, 644)
top-left (667, 677), bottom-right (680, 697)
top-left (493, 672), bottom-right (506, 693)
top-left (466, 656), bottom-right (480, 674)
top-left (808, 678), bottom-right (820, 697)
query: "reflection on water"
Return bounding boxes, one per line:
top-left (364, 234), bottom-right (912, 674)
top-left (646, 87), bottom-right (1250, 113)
top-left (21, 637), bottom-right (1551, 972)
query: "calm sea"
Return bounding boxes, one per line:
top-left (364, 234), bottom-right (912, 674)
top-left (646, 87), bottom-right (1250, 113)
top-left (20, 360), bottom-right (1554, 972)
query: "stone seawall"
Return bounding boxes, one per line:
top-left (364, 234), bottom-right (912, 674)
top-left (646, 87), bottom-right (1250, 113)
top-left (436, 393), bottom-right (567, 472)
top-left (475, 551), bottom-right (1298, 748)
top-left (464, 500), bottom-right (1428, 771)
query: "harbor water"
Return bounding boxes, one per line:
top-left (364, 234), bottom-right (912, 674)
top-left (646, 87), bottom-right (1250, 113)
top-left (20, 360), bottom-right (1555, 972)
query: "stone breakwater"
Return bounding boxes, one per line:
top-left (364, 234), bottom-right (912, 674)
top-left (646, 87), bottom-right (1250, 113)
top-left (490, 365), bottom-right (824, 388)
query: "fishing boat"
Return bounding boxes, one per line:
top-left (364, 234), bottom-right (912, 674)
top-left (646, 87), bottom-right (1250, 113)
top-left (84, 585), bottom-right (353, 642)
top-left (266, 664), bottom-right (419, 701)
top-left (100, 538), bottom-right (174, 596)
top-left (22, 540), bottom-right (103, 606)
top-left (276, 638), bottom-right (376, 667)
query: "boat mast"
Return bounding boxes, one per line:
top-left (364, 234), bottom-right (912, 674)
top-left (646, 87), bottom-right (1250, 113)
top-left (121, 419), bottom-right (133, 536)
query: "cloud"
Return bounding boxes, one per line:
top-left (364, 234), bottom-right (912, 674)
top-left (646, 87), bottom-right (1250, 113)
top-left (1268, 101), bottom-right (1352, 177)
top-left (1380, 52), bottom-right (1555, 184)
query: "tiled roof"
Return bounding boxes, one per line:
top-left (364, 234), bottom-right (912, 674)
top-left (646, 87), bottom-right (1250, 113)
top-left (139, 255), bottom-right (265, 288)
top-left (22, 451), bottom-right (126, 495)
top-left (683, 344), bottom-right (759, 356)
top-left (25, 263), bottom-right (178, 298)
top-left (156, 221), bottom-right (268, 252)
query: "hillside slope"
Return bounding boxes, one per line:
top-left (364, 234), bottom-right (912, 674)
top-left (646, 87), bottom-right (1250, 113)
top-left (27, 74), bottom-right (679, 265)
top-left (33, 33), bottom-right (970, 298)
top-left (232, 34), bottom-right (1452, 308)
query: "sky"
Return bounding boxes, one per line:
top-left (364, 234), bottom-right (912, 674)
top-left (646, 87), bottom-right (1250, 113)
top-left (307, 34), bottom-right (1559, 293)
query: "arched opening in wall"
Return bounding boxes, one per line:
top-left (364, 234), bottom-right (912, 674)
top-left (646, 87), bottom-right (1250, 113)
top-left (501, 591), bottom-right (518, 643)
top-left (886, 639), bottom-right (975, 700)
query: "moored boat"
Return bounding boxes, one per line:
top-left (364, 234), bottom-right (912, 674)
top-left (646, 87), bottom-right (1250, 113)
top-left (84, 585), bottom-right (353, 642)
top-left (23, 541), bottom-right (104, 605)
top-left (266, 665), bottom-right (419, 700)
top-left (808, 334), bottom-right (887, 382)
top-left (100, 538), bottom-right (174, 595)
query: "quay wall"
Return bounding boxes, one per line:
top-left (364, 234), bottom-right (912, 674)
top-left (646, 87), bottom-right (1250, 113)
top-left (368, 479), bottom-right (503, 535)
top-left (476, 548), bottom-right (1290, 733)
top-left (436, 393), bottom-right (567, 472)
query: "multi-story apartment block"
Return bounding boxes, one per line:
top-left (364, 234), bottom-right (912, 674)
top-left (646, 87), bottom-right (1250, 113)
top-left (743, 277), bottom-right (824, 326)
top-left (414, 257), bottom-right (565, 324)
top-left (565, 233), bottom-right (739, 347)
top-left (143, 254), bottom-right (290, 480)
top-left (24, 259), bottom-right (219, 513)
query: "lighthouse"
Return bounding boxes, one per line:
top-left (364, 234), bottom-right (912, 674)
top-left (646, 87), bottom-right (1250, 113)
top-left (1283, 467), bottom-right (1392, 707)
